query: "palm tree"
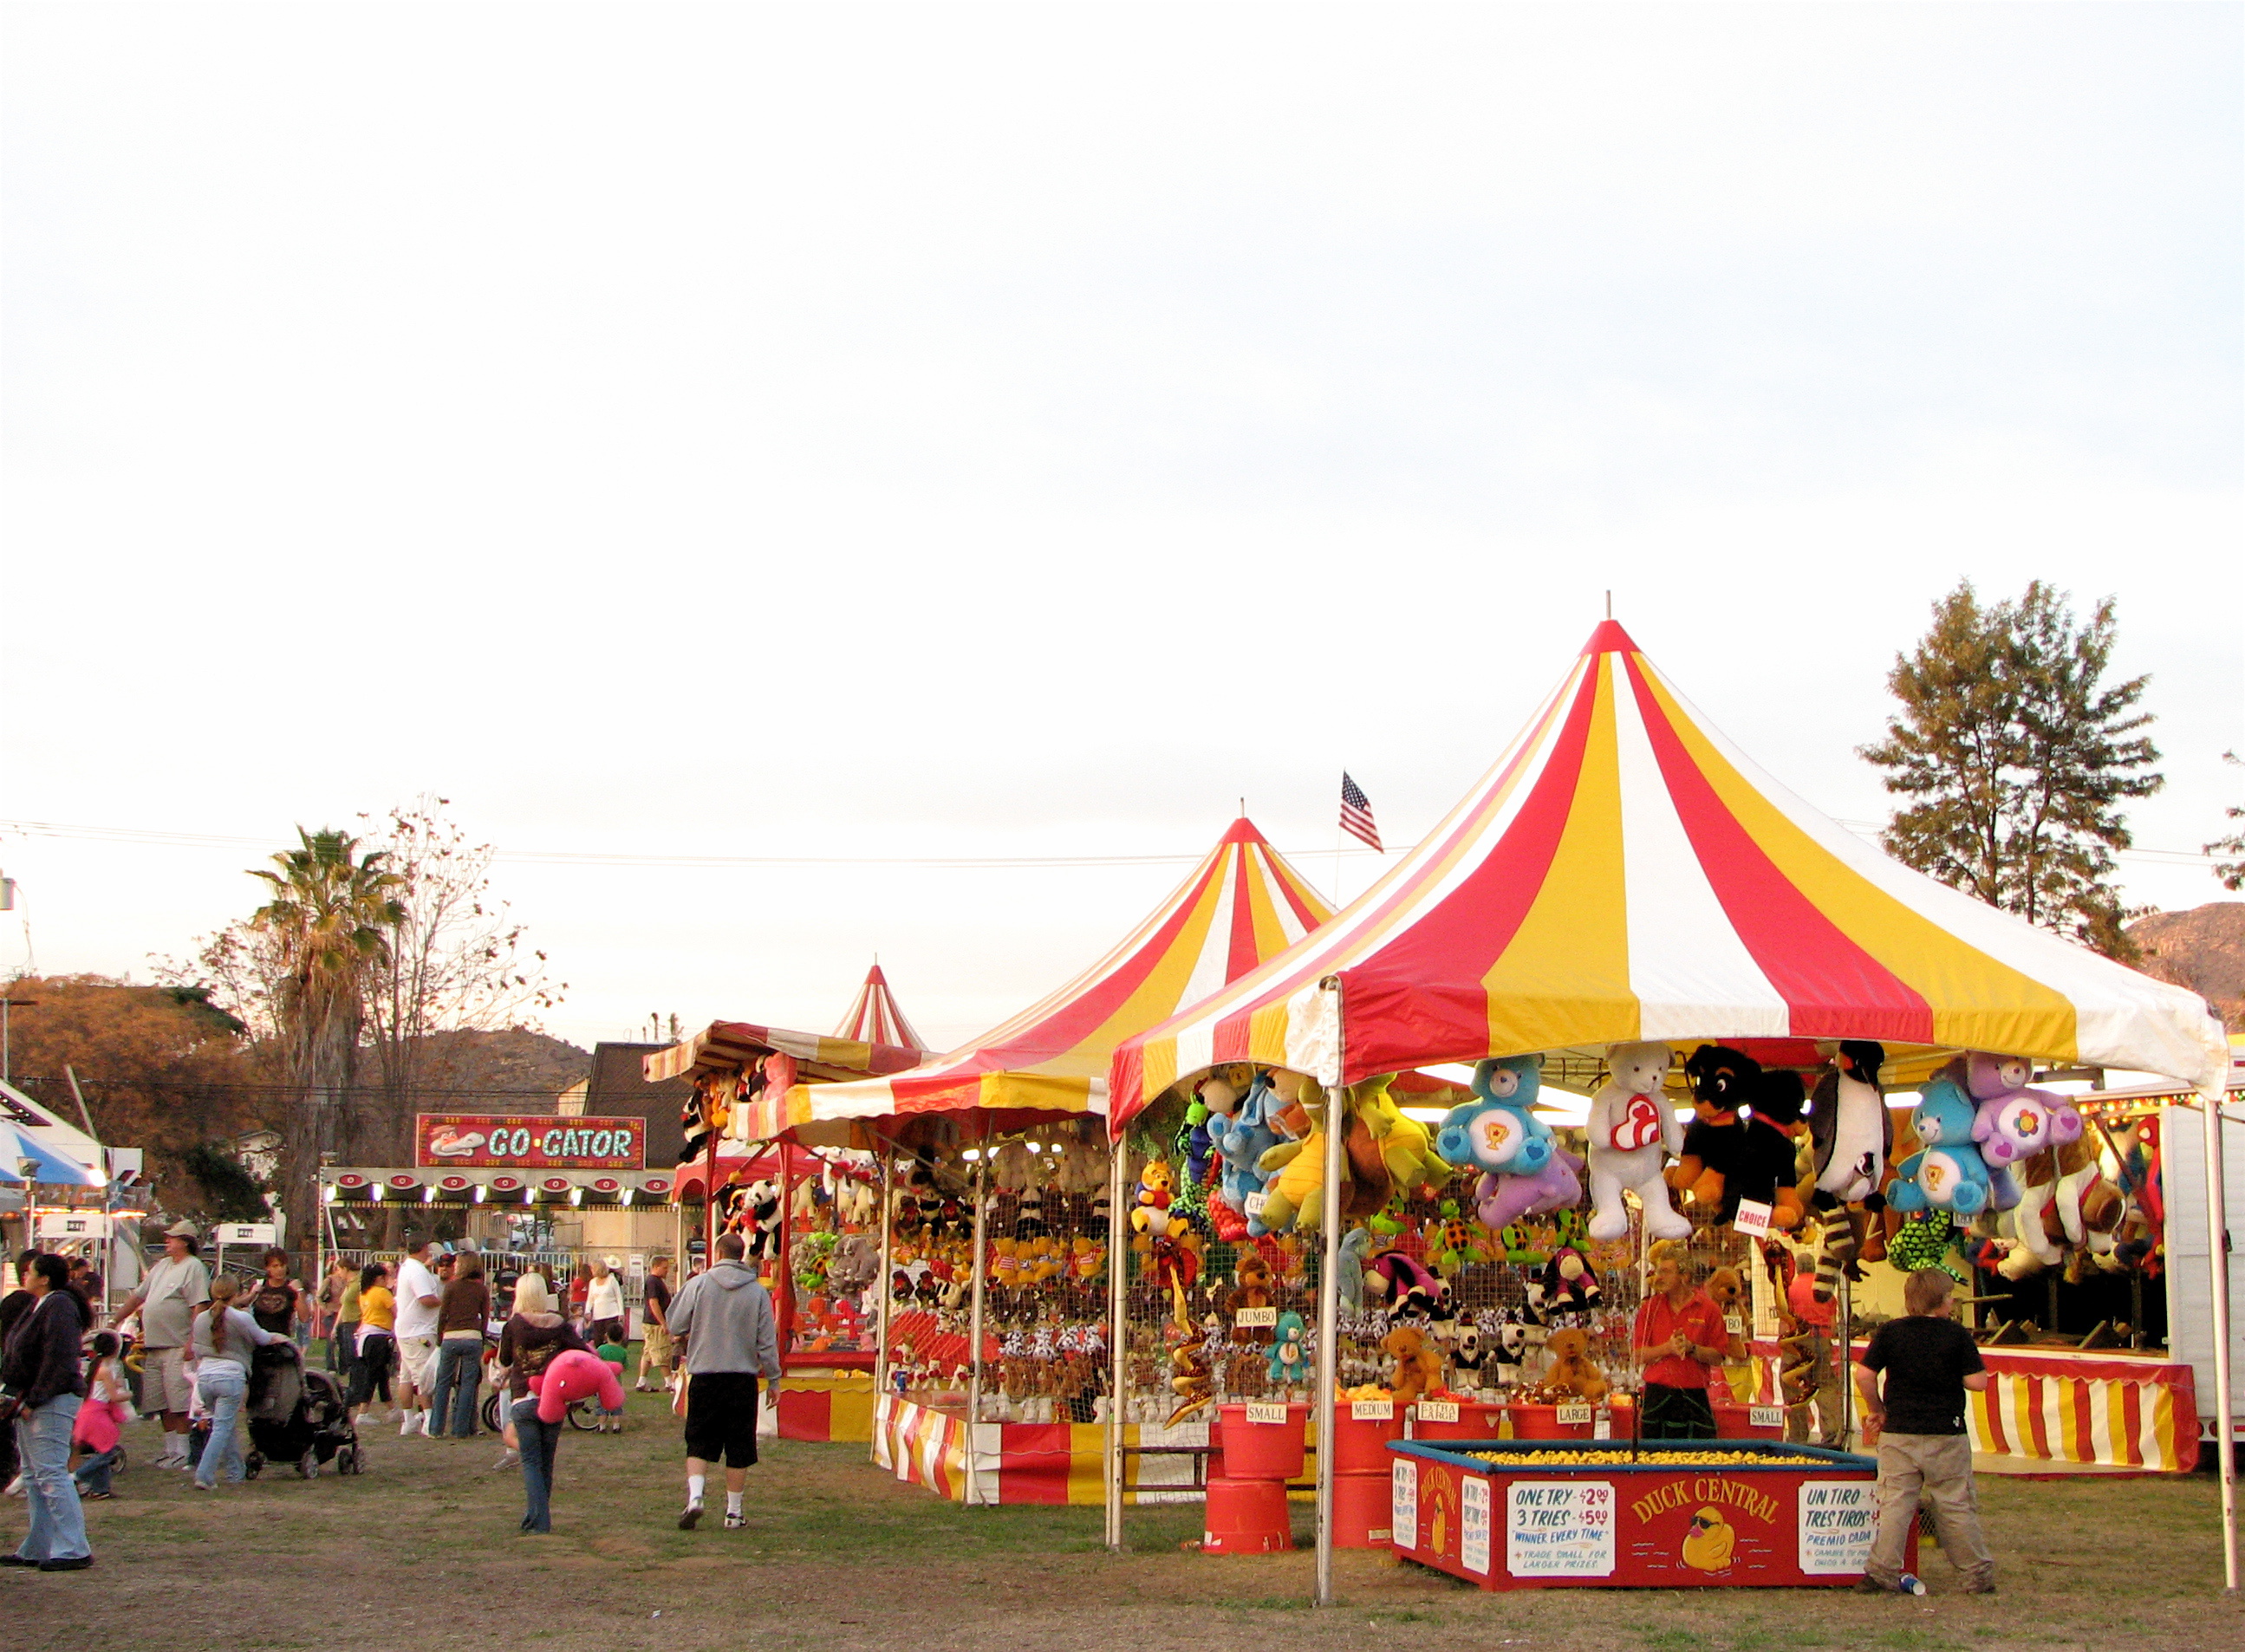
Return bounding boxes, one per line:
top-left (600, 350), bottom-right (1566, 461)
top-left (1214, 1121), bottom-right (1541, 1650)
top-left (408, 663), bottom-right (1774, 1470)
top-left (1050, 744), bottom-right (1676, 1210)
top-left (251, 829), bottom-right (406, 1236)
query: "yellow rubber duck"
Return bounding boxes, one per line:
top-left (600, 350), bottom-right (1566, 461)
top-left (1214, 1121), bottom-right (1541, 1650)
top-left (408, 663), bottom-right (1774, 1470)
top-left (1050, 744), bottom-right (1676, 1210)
top-left (1680, 1506), bottom-right (1736, 1571)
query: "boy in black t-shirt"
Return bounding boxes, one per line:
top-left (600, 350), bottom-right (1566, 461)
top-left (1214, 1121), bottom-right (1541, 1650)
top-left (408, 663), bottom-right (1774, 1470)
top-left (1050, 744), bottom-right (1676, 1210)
top-left (1851, 1268), bottom-right (1995, 1595)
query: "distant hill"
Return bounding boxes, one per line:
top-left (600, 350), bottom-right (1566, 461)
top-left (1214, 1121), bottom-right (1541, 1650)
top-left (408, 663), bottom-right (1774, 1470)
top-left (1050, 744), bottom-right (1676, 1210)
top-left (2127, 901), bottom-right (2245, 1027)
top-left (397, 1028), bottom-right (590, 1106)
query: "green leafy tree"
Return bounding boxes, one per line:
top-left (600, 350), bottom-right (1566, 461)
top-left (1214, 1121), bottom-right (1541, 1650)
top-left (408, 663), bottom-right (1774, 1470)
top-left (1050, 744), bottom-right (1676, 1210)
top-left (1860, 581), bottom-right (2161, 956)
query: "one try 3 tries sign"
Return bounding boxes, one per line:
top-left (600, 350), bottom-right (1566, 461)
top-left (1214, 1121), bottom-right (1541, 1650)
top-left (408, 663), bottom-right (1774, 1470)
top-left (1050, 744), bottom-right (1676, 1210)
top-left (414, 1115), bottom-right (645, 1171)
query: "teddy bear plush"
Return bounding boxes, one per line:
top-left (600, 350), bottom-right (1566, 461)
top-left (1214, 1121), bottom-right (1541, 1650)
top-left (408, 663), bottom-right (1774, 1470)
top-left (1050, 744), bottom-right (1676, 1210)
top-left (1382, 1324), bottom-right (1443, 1407)
top-left (1671, 1044), bottom-right (1758, 1214)
top-left (1585, 1042), bottom-right (1689, 1241)
top-left (1539, 1325), bottom-right (1610, 1404)
top-left (1435, 1055), bottom-right (1586, 1230)
top-left (1959, 1051), bottom-right (2083, 1189)
top-left (1887, 1075), bottom-right (1994, 1219)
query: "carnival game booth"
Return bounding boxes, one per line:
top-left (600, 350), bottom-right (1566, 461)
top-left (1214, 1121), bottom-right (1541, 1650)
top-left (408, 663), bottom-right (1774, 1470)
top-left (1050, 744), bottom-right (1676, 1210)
top-left (1112, 619), bottom-right (2235, 1600)
top-left (644, 969), bottom-right (934, 1442)
top-left (795, 817), bottom-right (1336, 1506)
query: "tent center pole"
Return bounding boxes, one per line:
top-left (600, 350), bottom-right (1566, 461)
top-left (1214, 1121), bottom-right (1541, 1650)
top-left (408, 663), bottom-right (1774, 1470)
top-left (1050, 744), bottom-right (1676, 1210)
top-left (1103, 1131), bottom-right (1128, 1551)
top-left (2201, 1084), bottom-right (2238, 1595)
top-left (1312, 980), bottom-right (1347, 1609)
top-left (963, 1126), bottom-right (992, 1507)
top-left (873, 1140), bottom-right (895, 1421)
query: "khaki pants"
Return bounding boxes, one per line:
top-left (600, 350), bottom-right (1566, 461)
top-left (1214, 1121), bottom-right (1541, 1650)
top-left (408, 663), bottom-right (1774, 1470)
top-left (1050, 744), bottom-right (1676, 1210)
top-left (1866, 1431), bottom-right (1994, 1589)
top-left (1782, 1333), bottom-right (1843, 1447)
top-left (638, 1324), bottom-right (674, 1387)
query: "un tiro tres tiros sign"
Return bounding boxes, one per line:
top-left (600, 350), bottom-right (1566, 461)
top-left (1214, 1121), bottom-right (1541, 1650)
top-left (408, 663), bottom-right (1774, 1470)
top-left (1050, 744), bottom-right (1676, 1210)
top-left (415, 1115), bottom-right (645, 1171)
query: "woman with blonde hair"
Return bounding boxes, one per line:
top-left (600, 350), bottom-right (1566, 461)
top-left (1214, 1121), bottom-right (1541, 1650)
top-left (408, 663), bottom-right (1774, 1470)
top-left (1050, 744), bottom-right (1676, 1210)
top-left (496, 1272), bottom-right (587, 1533)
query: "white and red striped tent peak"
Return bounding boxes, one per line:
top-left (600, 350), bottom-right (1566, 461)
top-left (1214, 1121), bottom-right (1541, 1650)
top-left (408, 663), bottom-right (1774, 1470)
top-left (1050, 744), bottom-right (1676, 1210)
top-left (835, 962), bottom-right (932, 1054)
top-left (788, 816), bottom-right (1334, 1130)
top-left (1110, 621), bottom-right (2229, 1130)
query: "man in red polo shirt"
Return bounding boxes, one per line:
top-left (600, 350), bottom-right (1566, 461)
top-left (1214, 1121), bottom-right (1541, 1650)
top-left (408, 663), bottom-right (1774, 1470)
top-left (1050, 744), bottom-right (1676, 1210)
top-left (1631, 1240), bottom-right (1728, 1439)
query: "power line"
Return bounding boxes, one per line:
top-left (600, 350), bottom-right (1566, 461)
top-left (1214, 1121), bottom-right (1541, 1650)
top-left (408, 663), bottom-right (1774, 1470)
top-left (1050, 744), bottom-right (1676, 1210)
top-left (0, 814), bottom-right (2227, 870)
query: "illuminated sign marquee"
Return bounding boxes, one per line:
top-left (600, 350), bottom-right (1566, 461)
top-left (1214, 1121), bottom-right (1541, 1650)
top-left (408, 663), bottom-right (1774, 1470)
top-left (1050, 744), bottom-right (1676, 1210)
top-left (413, 1114), bottom-right (644, 1171)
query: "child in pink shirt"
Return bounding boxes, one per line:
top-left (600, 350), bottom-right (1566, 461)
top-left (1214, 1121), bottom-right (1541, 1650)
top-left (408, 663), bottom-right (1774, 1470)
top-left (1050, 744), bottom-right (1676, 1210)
top-left (71, 1332), bottom-right (134, 1498)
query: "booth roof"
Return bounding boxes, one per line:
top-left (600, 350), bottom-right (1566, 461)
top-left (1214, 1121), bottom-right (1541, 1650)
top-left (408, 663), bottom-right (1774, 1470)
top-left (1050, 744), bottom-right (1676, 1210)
top-left (788, 817), bottom-right (1333, 1134)
top-left (1110, 621), bottom-right (2229, 1127)
top-left (641, 1020), bottom-right (926, 1087)
top-left (834, 962), bottom-right (932, 1055)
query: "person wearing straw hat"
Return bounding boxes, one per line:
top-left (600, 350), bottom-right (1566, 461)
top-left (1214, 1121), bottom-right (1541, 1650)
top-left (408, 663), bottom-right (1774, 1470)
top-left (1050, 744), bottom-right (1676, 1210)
top-left (109, 1220), bottom-right (209, 1470)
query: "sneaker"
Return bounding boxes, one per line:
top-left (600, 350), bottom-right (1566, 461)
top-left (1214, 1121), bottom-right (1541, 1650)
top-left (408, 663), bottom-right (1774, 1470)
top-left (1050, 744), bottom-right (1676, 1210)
top-left (724, 1512), bottom-right (747, 1530)
top-left (677, 1500), bottom-right (703, 1531)
top-left (3, 1476), bottom-right (23, 1498)
top-left (400, 1413), bottom-right (416, 1437)
top-left (416, 1413), bottom-right (433, 1438)
top-left (82, 1492), bottom-right (114, 1502)
top-left (492, 1449), bottom-right (519, 1471)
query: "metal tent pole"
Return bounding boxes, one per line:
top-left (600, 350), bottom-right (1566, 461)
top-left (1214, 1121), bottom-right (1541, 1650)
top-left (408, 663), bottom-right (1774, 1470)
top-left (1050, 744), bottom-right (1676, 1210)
top-left (1104, 1128), bottom-right (1129, 1551)
top-left (873, 1141), bottom-right (895, 1395)
top-left (2201, 1083), bottom-right (2238, 1594)
top-left (963, 1125), bottom-right (992, 1507)
top-left (1313, 979), bottom-right (1348, 1608)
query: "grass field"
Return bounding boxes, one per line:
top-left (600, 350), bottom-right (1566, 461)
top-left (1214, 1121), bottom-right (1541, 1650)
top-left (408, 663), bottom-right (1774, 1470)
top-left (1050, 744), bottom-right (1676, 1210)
top-left (4, 1383), bottom-right (2238, 1652)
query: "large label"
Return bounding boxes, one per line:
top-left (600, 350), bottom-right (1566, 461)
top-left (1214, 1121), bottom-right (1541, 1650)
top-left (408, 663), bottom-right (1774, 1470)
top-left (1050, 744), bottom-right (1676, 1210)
top-left (1461, 1475), bottom-right (1493, 1575)
top-left (1797, 1480), bottom-right (1877, 1574)
top-left (415, 1114), bottom-right (644, 1170)
top-left (1392, 1458), bottom-right (1418, 1547)
top-left (1506, 1480), bottom-right (1617, 1577)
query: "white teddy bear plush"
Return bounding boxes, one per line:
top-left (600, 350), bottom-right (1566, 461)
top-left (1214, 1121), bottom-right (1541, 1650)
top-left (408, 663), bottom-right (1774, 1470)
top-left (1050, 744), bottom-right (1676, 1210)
top-left (1585, 1040), bottom-right (1691, 1241)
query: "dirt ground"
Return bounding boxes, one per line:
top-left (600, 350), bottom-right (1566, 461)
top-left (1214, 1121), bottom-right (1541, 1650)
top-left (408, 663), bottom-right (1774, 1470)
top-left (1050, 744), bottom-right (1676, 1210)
top-left (4, 1384), bottom-right (2240, 1652)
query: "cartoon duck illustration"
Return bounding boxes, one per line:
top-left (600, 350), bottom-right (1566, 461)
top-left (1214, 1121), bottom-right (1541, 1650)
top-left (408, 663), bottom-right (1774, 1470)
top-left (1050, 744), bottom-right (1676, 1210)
top-left (1680, 1506), bottom-right (1736, 1571)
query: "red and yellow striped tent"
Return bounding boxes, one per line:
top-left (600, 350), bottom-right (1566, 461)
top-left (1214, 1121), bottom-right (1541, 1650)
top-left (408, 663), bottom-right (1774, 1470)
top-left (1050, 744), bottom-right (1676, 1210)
top-left (835, 962), bottom-right (932, 1054)
top-left (1111, 621), bottom-right (2228, 1127)
top-left (791, 817), bottom-right (1332, 1135)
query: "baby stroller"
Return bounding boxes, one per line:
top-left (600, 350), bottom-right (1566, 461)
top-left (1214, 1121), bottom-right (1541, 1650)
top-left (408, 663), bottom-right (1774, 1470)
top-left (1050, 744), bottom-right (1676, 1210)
top-left (243, 1341), bottom-right (364, 1479)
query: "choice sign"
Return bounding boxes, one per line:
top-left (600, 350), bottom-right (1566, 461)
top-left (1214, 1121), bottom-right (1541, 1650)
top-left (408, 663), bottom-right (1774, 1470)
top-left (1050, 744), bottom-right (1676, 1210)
top-left (414, 1114), bottom-right (645, 1171)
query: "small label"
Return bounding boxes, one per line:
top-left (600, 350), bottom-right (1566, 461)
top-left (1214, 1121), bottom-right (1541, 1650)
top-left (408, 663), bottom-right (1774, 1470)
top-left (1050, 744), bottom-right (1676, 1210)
top-left (1351, 1400), bottom-right (1396, 1421)
top-left (1724, 1313), bottom-right (1746, 1335)
top-left (1244, 1402), bottom-right (1289, 1425)
top-left (1233, 1305), bottom-right (1278, 1329)
top-left (1555, 1403), bottom-right (1592, 1427)
top-left (1416, 1400), bottom-right (1459, 1423)
top-left (1732, 1199), bottom-right (1774, 1237)
top-left (1750, 1405), bottom-right (1784, 1430)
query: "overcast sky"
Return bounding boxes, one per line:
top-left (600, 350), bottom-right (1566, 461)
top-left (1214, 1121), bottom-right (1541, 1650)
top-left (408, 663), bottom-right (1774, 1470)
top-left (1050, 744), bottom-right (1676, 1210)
top-left (3, 3), bottom-right (2240, 1060)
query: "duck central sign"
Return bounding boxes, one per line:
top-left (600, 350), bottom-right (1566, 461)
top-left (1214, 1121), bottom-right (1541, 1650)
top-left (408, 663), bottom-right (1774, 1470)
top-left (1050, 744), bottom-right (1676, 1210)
top-left (414, 1114), bottom-right (644, 1171)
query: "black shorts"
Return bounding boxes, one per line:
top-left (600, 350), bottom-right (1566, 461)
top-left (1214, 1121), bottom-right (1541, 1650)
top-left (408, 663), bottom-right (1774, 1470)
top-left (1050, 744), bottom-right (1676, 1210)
top-left (682, 1372), bottom-right (760, 1467)
top-left (1640, 1382), bottom-right (1718, 1441)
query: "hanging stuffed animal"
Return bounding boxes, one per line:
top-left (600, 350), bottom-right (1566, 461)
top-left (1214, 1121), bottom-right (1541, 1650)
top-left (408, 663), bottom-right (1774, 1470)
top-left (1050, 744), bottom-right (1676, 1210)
top-left (1354, 1074), bottom-right (1449, 1201)
top-left (1672, 1045), bottom-right (1759, 1216)
top-left (1266, 1311), bottom-right (1310, 1389)
top-left (1538, 1246), bottom-right (1602, 1313)
top-left (1129, 1156), bottom-right (1189, 1247)
top-left (1254, 1077), bottom-right (1378, 1235)
top-left (1887, 1076), bottom-right (1994, 1219)
top-left (1381, 1324), bottom-right (1442, 1407)
top-left (1959, 1051), bottom-right (2084, 1189)
top-left (1365, 1246), bottom-right (1454, 1323)
top-left (1209, 1071), bottom-right (1281, 1240)
top-left (1585, 1042), bottom-right (1689, 1241)
top-left (1736, 1069), bottom-right (1811, 1230)
top-left (1434, 1055), bottom-right (1585, 1231)
top-left (1806, 1040), bottom-right (1891, 1291)
top-left (1336, 1226), bottom-right (1374, 1315)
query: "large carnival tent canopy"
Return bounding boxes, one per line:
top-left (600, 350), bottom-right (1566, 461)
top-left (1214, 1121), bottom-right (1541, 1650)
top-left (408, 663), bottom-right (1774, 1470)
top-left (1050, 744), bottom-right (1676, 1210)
top-left (785, 816), bottom-right (1333, 1141)
top-left (1112, 620), bottom-right (2229, 1122)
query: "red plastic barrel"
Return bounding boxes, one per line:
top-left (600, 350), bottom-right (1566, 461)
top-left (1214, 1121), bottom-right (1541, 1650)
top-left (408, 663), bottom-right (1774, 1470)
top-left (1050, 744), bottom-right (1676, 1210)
top-left (1214, 1402), bottom-right (1308, 1480)
top-left (1331, 1471), bottom-right (1394, 1548)
top-left (1506, 1402), bottom-right (1596, 1441)
top-left (1409, 1400), bottom-right (1507, 1441)
top-left (1328, 1403), bottom-right (1405, 1473)
top-left (1201, 1475), bottom-right (1293, 1554)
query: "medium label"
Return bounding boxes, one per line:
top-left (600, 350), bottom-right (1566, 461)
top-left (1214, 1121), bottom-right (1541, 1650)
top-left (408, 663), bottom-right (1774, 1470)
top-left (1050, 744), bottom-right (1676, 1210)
top-left (1233, 1306), bottom-right (1278, 1329)
top-left (1416, 1400), bottom-right (1459, 1423)
top-left (1244, 1402), bottom-right (1288, 1425)
top-left (1505, 1480), bottom-right (1615, 1577)
top-left (1351, 1399), bottom-right (1396, 1421)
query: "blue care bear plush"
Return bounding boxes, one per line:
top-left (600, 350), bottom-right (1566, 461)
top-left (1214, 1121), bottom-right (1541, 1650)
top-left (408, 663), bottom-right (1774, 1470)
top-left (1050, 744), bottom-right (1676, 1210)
top-left (1211, 1071), bottom-right (1282, 1232)
top-left (1888, 1075), bottom-right (1994, 1217)
top-left (1435, 1055), bottom-right (1585, 1232)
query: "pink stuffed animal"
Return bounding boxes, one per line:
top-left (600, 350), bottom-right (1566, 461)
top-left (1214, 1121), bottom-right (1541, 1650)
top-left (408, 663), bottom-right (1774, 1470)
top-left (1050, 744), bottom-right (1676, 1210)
top-left (1961, 1051), bottom-right (2083, 1167)
top-left (531, 1348), bottom-right (624, 1424)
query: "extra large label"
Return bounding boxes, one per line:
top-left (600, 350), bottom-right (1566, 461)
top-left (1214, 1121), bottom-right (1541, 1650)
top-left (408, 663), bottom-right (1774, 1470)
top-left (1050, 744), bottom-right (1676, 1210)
top-left (1797, 1480), bottom-right (1877, 1574)
top-left (1505, 1480), bottom-right (1617, 1577)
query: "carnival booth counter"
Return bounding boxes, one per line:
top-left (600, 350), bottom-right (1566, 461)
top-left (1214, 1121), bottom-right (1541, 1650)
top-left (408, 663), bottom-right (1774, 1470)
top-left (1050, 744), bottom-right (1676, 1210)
top-left (1109, 619), bottom-right (2234, 1601)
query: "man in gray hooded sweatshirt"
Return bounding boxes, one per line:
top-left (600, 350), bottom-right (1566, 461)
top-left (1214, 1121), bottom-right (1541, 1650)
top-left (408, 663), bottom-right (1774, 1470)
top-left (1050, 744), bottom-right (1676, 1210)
top-left (665, 1231), bottom-right (781, 1530)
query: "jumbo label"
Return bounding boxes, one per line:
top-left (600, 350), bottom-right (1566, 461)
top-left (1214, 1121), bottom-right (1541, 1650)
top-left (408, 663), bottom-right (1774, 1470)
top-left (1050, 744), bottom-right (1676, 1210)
top-left (1234, 1306), bottom-right (1278, 1329)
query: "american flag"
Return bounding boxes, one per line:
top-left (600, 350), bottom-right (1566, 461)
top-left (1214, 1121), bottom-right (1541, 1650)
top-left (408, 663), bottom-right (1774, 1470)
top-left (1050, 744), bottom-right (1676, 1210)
top-left (1339, 772), bottom-right (1383, 852)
